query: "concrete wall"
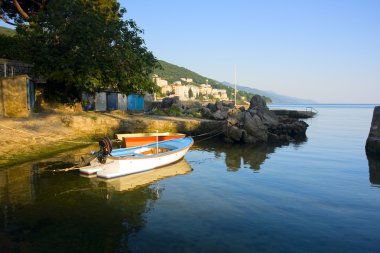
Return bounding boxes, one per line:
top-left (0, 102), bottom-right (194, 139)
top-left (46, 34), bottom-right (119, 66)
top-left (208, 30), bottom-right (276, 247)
top-left (0, 75), bottom-right (30, 117)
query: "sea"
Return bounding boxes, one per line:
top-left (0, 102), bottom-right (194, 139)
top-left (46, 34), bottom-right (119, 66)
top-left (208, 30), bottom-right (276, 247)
top-left (1, 104), bottom-right (380, 253)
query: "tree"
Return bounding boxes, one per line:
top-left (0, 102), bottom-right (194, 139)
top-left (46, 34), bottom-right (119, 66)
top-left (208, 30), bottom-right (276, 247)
top-left (15, 0), bottom-right (158, 98)
top-left (0, 0), bottom-right (49, 25)
top-left (188, 87), bottom-right (193, 99)
top-left (0, 33), bottom-right (24, 60)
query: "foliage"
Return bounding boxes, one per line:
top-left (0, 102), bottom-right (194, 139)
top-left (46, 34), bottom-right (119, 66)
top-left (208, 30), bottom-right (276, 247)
top-left (188, 87), bottom-right (193, 98)
top-left (155, 60), bottom-right (218, 85)
top-left (15, 0), bottom-right (157, 98)
top-left (154, 106), bottom-right (182, 117)
top-left (0, 33), bottom-right (25, 60)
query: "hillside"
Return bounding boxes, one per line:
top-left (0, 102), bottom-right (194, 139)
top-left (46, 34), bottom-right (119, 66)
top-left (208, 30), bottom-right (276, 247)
top-left (155, 60), bottom-right (219, 86)
top-left (0, 26), bottom-right (16, 36)
top-left (154, 60), bottom-right (316, 104)
top-left (154, 60), bottom-right (271, 103)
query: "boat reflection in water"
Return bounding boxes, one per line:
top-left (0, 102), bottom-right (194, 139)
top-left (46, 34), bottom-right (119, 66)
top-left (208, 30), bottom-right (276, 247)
top-left (0, 150), bottom-right (193, 253)
top-left (83, 158), bottom-right (192, 191)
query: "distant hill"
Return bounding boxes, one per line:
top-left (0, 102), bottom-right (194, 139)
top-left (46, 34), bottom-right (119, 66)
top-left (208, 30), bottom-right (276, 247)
top-left (0, 26), bottom-right (16, 36)
top-left (154, 60), bottom-right (272, 103)
top-left (154, 60), bottom-right (315, 104)
top-left (155, 60), bottom-right (219, 86)
top-left (221, 81), bottom-right (317, 104)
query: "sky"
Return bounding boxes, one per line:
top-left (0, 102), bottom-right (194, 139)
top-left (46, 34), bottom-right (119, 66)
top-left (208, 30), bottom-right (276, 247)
top-left (119, 0), bottom-right (380, 103)
top-left (1, 0), bottom-right (379, 103)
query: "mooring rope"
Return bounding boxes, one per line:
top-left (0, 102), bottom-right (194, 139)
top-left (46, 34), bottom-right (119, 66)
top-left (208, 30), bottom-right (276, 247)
top-left (189, 126), bottom-right (224, 138)
top-left (194, 130), bottom-right (224, 143)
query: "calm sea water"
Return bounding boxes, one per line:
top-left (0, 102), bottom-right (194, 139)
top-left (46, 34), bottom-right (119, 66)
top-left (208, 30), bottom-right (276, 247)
top-left (1, 104), bottom-right (380, 253)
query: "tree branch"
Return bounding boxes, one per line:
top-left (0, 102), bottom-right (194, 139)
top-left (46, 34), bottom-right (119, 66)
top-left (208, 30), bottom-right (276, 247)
top-left (13, 0), bottom-right (29, 20)
top-left (30, 0), bottom-right (43, 8)
top-left (0, 15), bottom-right (17, 26)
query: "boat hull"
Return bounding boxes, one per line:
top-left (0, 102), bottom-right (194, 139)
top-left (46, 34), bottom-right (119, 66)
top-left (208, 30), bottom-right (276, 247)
top-left (80, 137), bottom-right (193, 179)
top-left (116, 133), bottom-right (185, 148)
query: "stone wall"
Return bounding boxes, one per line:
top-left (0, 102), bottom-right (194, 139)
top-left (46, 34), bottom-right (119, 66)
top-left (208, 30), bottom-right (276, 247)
top-left (68, 114), bottom-right (221, 138)
top-left (0, 75), bottom-right (30, 117)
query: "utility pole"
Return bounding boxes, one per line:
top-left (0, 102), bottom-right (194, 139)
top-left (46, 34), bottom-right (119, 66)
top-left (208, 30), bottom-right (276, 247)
top-left (234, 64), bottom-right (237, 107)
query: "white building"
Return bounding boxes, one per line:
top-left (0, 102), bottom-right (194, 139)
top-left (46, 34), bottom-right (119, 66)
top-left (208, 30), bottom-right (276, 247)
top-left (161, 84), bottom-right (173, 96)
top-left (152, 74), bottom-right (168, 87)
top-left (211, 89), bottom-right (228, 100)
top-left (199, 84), bottom-right (212, 95)
top-left (180, 78), bottom-right (193, 83)
top-left (174, 84), bottom-right (200, 100)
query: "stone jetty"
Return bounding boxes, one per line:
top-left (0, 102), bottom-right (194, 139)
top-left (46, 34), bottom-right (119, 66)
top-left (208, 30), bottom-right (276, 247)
top-left (366, 106), bottom-right (380, 154)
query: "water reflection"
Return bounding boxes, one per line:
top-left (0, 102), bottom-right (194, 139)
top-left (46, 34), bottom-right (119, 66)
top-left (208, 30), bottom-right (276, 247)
top-left (193, 138), bottom-right (307, 172)
top-left (0, 153), bottom-right (192, 253)
top-left (92, 158), bottom-right (192, 191)
top-left (366, 152), bottom-right (380, 187)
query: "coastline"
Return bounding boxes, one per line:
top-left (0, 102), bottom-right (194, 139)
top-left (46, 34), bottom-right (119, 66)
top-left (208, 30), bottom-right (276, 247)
top-left (0, 112), bottom-right (220, 168)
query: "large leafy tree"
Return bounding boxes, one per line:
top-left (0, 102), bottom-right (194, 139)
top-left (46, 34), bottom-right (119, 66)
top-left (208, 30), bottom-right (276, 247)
top-left (2, 0), bottom-right (158, 98)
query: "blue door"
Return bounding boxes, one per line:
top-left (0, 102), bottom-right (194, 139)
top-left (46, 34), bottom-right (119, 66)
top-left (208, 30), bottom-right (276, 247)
top-left (127, 95), bottom-right (144, 111)
top-left (107, 92), bottom-right (118, 111)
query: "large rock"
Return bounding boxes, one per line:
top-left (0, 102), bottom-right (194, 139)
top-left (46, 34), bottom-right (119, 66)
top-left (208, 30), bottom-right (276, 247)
top-left (366, 106), bottom-right (380, 154)
top-left (243, 112), bottom-right (268, 142)
top-left (249, 95), bottom-right (269, 112)
top-left (225, 126), bottom-right (244, 142)
top-left (161, 97), bottom-right (181, 109)
top-left (224, 95), bottom-right (309, 144)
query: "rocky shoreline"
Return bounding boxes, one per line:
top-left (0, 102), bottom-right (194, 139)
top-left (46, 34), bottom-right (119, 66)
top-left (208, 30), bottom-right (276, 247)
top-left (158, 95), bottom-right (310, 144)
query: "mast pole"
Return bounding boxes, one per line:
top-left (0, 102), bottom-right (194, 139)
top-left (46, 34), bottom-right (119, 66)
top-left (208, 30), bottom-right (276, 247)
top-left (234, 64), bottom-right (237, 107)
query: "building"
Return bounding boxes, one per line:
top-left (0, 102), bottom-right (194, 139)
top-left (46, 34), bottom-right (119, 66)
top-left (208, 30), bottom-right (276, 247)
top-left (211, 89), bottom-right (228, 100)
top-left (173, 84), bottom-right (200, 101)
top-left (152, 74), bottom-right (168, 87)
top-left (0, 75), bottom-right (35, 117)
top-left (180, 78), bottom-right (193, 83)
top-left (199, 84), bottom-right (213, 95)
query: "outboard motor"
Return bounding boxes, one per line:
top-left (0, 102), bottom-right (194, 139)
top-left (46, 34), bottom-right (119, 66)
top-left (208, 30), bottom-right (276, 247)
top-left (97, 137), bottom-right (113, 164)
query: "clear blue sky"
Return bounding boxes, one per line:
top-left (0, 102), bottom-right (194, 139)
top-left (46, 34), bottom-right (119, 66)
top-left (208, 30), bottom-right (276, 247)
top-left (1, 0), bottom-right (379, 103)
top-left (120, 0), bottom-right (380, 103)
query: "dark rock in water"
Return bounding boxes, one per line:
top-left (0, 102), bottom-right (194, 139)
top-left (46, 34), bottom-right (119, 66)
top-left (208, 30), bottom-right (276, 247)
top-left (366, 106), bottom-right (380, 154)
top-left (224, 95), bottom-right (309, 144)
top-left (367, 152), bottom-right (380, 186)
top-left (225, 126), bottom-right (244, 142)
top-left (249, 94), bottom-right (269, 112)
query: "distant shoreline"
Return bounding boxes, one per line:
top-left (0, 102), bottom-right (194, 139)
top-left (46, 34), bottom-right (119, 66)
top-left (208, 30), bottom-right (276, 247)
top-left (269, 103), bottom-right (379, 107)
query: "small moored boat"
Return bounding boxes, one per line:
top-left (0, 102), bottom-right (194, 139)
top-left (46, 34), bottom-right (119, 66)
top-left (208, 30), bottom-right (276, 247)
top-left (116, 132), bottom-right (186, 148)
top-left (80, 137), bottom-right (193, 179)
